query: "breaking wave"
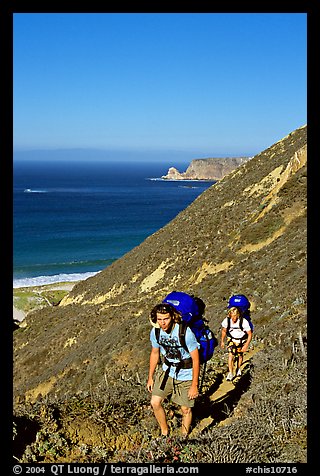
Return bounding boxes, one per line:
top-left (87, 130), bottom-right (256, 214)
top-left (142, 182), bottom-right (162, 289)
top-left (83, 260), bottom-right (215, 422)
top-left (13, 271), bottom-right (100, 288)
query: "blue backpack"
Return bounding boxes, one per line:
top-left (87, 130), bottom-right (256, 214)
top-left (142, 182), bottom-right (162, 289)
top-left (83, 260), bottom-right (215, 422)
top-left (161, 291), bottom-right (217, 363)
top-left (227, 294), bottom-right (254, 333)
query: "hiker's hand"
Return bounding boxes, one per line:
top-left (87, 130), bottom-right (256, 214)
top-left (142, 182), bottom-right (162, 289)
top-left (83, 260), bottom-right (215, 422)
top-left (220, 341), bottom-right (225, 349)
top-left (241, 345), bottom-right (248, 353)
top-left (147, 378), bottom-right (154, 393)
top-left (188, 384), bottom-right (199, 400)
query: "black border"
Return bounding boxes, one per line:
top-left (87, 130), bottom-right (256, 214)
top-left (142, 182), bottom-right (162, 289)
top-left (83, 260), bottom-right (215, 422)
top-left (2, 3), bottom-right (313, 473)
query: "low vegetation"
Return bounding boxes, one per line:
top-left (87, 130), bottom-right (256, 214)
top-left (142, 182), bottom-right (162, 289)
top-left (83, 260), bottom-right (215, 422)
top-left (13, 336), bottom-right (307, 463)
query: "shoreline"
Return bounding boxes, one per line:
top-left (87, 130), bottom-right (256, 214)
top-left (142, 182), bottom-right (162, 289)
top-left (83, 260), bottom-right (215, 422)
top-left (13, 270), bottom-right (100, 289)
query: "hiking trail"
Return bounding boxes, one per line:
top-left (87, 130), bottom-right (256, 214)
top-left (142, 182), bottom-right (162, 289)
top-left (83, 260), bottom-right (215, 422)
top-left (189, 343), bottom-right (263, 437)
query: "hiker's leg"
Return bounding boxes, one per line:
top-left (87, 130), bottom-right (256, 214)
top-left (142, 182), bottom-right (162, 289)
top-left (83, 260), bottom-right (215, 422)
top-left (238, 352), bottom-right (243, 369)
top-left (171, 379), bottom-right (195, 436)
top-left (181, 405), bottom-right (192, 436)
top-left (151, 395), bottom-right (169, 436)
top-left (228, 352), bottom-right (234, 374)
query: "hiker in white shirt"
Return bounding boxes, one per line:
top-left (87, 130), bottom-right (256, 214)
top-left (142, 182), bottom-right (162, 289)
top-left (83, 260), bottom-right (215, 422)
top-left (220, 306), bottom-right (252, 381)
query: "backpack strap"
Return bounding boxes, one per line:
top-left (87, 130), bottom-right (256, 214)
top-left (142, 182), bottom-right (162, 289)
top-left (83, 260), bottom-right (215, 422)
top-left (155, 323), bottom-right (189, 352)
top-left (155, 323), bottom-right (193, 390)
top-left (159, 357), bottom-right (192, 390)
top-left (178, 321), bottom-right (189, 353)
top-left (155, 327), bottom-right (160, 344)
top-left (226, 316), bottom-right (231, 336)
top-left (226, 316), bottom-right (247, 338)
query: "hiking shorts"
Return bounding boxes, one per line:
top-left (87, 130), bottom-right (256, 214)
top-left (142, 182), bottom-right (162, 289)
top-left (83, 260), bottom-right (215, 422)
top-left (227, 336), bottom-right (247, 355)
top-left (152, 370), bottom-right (195, 408)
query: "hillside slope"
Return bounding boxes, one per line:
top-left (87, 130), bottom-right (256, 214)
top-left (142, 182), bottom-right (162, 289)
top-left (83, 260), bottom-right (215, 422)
top-left (13, 125), bottom-right (307, 463)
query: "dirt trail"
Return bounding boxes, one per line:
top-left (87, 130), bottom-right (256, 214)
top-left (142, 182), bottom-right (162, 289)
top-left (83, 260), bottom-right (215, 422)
top-left (189, 344), bottom-right (263, 437)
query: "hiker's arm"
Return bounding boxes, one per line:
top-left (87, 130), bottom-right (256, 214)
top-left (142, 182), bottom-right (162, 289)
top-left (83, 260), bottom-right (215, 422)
top-left (220, 327), bottom-right (227, 348)
top-left (188, 348), bottom-right (200, 399)
top-left (241, 330), bottom-right (252, 352)
top-left (147, 347), bottom-right (160, 392)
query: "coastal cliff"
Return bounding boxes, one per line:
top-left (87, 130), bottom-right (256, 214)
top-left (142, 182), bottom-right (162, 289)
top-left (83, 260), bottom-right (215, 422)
top-left (162, 157), bottom-right (251, 181)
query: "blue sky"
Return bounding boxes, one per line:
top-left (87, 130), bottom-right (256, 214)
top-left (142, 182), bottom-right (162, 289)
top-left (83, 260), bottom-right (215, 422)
top-left (13, 13), bottom-right (307, 161)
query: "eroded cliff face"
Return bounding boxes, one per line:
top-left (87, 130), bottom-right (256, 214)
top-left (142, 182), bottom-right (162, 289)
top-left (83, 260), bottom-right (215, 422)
top-left (162, 157), bottom-right (251, 181)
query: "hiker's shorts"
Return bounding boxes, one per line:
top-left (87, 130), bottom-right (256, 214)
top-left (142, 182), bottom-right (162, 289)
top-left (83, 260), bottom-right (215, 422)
top-left (152, 370), bottom-right (195, 408)
top-left (227, 336), bottom-right (247, 355)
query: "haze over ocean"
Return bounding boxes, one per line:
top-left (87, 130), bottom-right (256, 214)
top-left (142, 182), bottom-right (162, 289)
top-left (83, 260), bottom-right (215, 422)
top-left (13, 159), bottom-right (215, 288)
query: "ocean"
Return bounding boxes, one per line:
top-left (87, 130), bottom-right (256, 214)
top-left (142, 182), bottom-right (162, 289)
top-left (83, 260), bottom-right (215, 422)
top-left (13, 160), bottom-right (215, 288)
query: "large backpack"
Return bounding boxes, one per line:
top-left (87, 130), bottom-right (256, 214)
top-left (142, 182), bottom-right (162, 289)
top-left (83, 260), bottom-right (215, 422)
top-left (161, 291), bottom-right (217, 364)
top-left (227, 294), bottom-right (254, 334)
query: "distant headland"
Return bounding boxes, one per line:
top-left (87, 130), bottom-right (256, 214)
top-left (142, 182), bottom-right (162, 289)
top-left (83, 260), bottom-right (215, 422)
top-left (162, 157), bottom-right (251, 181)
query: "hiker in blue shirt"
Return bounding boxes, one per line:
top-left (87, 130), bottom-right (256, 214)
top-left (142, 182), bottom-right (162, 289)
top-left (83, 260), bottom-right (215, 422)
top-left (147, 303), bottom-right (200, 437)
